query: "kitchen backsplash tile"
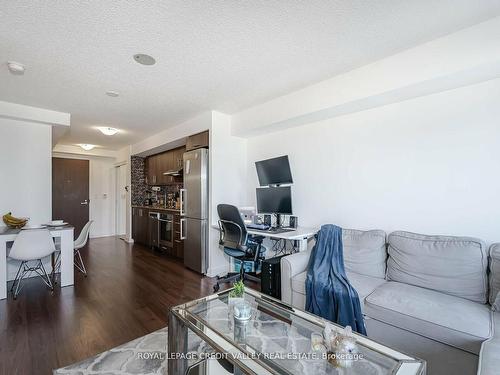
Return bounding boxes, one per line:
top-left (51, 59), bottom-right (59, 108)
top-left (131, 156), bottom-right (147, 206)
top-left (131, 156), bottom-right (182, 207)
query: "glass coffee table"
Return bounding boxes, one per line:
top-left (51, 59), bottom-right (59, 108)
top-left (168, 287), bottom-right (425, 375)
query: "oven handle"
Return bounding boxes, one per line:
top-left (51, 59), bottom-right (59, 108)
top-left (180, 218), bottom-right (186, 240)
top-left (158, 219), bottom-right (173, 223)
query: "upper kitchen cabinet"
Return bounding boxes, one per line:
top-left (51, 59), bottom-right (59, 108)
top-left (186, 131), bottom-right (209, 151)
top-left (157, 151), bottom-right (174, 184)
top-left (173, 146), bottom-right (186, 169)
top-left (145, 146), bottom-right (186, 185)
top-left (145, 154), bottom-right (158, 185)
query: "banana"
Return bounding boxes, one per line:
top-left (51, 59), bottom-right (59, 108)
top-left (4, 215), bottom-right (26, 224)
top-left (2, 212), bottom-right (28, 227)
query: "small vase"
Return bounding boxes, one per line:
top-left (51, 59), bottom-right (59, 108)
top-left (233, 301), bottom-right (252, 321)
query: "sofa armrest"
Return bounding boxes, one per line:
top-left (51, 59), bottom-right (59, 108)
top-left (478, 312), bottom-right (499, 375)
top-left (280, 250), bottom-right (312, 305)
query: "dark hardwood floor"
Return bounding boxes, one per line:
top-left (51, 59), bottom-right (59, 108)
top-left (0, 236), bottom-right (240, 375)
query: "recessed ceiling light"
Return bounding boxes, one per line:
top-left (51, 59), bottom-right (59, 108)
top-left (79, 144), bottom-right (96, 151)
top-left (7, 61), bottom-right (25, 75)
top-left (106, 90), bottom-right (119, 97)
top-left (133, 54), bottom-right (156, 66)
top-left (98, 126), bottom-right (119, 136)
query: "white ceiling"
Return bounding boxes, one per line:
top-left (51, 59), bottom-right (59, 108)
top-left (1, 1), bottom-right (500, 150)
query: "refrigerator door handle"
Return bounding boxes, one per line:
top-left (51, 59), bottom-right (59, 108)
top-left (180, 188), bottom-right (186, 216)
top-left (180, 218), bottom-right (186, 240)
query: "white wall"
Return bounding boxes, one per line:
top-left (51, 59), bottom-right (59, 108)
top-left (89, 158), bottom-right (116, 238)
top-left (245, 78), bottom-right (500, 245)
top-left (207, 112), bottom-right (248, 276)
top-left (116, 164), bottom-right (127, 236)
top-left (0, 119), bottom-right (52, 226)
top-left (232, 16), bottom-right (500, 137)
top-left (115, 145), bottom-right (132, 242)
top-left (0, 118), bottom-right (53, 279)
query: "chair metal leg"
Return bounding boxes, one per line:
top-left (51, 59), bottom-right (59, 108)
top-left (38, 259), bottom-right (54, 290)
top-left (11, 259), bottom-right (55, 299)
top-left (74, 249), bottom-right (87, 276)
top-left (12, 262), bottom-right (29, 300)
top-left (10, 261), bottom-right (24, 293)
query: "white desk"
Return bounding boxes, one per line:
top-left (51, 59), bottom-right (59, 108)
top-left (0, 226), bottom-right (74, 300)
top-left (247, 226), bottom-right (317, 252)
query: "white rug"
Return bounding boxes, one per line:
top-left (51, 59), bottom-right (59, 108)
top-left (54, 328), bottom-right (171, 375)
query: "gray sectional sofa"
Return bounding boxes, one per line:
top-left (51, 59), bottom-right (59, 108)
top-left (281, 230), bottom-right (500, 375)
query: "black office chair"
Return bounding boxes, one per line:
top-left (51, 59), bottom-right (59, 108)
top-left (214, 204), bottom-right (266, 292)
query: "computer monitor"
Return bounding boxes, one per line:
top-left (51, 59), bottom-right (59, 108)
top-left (255, 155), bottom-right (293, 186)
top-left (256, 186), bottom-right (293, 215)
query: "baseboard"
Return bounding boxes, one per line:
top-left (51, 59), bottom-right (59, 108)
top-left (90, 233), bottom-right (116, 239)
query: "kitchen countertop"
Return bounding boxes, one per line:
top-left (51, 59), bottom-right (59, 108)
top-left (132, 205), bottom-right (181, 213)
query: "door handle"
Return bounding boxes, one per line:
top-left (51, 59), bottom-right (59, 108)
top-left (180, 218), bottom-right (186, 240)
top-left (81, 199), bottom-right (89, 205)
top-left (180, 188), bottom-right (186, 216)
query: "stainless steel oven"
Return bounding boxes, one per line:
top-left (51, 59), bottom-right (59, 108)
top-left (159, 213), bottom-right (174, 249)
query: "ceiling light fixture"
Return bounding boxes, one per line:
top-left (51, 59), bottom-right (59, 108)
top-left (7, 61), bottom-right (25, 75)
top-left (133, 54), bottom-right (156, 66)
top-left (105, 90), bottom-right (119, 97)
top-left (79, 144), bottom-right (96, 151)
top-left (98, 126), bottom-right (119, 136)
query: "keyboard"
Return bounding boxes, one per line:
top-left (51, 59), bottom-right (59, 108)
top-left (246, 223), bottom-right (270, 230)
top-left (268, 228), bottom-right (295, 234)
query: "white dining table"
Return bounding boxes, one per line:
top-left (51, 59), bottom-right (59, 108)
top-left (0, 225), bottom-right (74, 300)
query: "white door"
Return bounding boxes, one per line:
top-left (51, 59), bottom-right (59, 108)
top-left (116, 164), bottom-right (127, 236)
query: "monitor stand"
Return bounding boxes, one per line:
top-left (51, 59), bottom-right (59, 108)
top-left (271, 213), bottom-right (282, 231)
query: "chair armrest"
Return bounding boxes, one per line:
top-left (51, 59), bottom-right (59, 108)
top-left (478, 312), bottom-right (500, 375)
top-left (280, 250), bottom-right (312, 305)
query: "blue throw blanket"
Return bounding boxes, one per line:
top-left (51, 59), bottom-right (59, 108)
top-left (305, 224), bottom-right (367, 335)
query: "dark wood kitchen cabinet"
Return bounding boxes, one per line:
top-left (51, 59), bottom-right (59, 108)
top-left (186, 131), bottom-right (209, 151)
top-left (173, 146), bottom-right (185, 170)
top-left (157, 152), bottom-right (174, 185)
top-left (145, 146), bottom-right (186, 186)
top-left (145, 155), bottom-right (158, 185)
top-left (132, 207), bottom-right (149, 245)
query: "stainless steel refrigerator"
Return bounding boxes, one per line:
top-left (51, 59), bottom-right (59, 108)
top-left (180, 148), bottom-right (208, 273)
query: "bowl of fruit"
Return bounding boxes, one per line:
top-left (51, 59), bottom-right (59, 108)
top-left (2, 212), bottom-right (29, 229)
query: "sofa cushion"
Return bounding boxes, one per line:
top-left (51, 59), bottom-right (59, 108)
top-left (478, 312), bottom-right (500, 375)
top-left (365, 282), bottom-right (492, 354)
top-left (489, 244), bottom-right (500, 308)
top-left (343, 229), bottom-right (387, 279)
top-left (291, 270), bottom-right (386, 312)
top-left (387, 231), bottom-right (488, 303)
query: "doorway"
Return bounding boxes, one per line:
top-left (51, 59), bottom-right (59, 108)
top-left (52, 157), bottom-right (90, 239)
top-left (115, 164), bottom-right (127, 238)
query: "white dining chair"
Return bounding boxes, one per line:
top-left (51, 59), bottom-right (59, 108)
top-left (8, 229), bottom-right (56, 299)
top-left (52, 220), bottom-right (93, 278)
top-left (73, 220), bottom-right (93, 275)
